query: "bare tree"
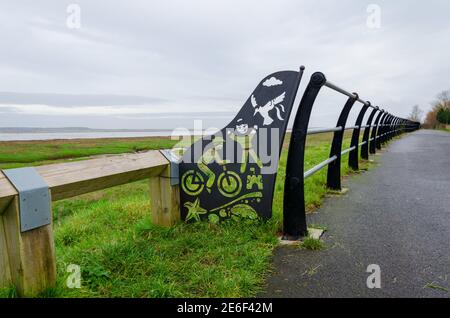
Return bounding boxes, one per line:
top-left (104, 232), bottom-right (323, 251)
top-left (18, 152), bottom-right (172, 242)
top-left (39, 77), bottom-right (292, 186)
top-left (433, 89), bottom-right (450, 110)
top-left (423, 108), bottom-right (438, 129)
top-left (408, 105), bottom-right (423, 123)
top-left (424, 89), bottom-right (450, 128)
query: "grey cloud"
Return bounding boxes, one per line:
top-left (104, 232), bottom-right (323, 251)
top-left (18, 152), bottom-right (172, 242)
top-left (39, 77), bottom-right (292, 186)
top-left (0, 0), bottom-right (449, 129)
top-left (0, 92), bottom-right (168, 107)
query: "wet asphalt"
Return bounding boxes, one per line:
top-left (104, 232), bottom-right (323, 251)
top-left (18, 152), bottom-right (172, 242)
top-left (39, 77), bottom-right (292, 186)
top-left (261, 130), bottom-right (450, 298)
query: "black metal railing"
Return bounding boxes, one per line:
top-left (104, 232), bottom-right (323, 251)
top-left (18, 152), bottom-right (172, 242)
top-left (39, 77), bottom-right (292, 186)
top-left (283, 72), bottom-right (420, 240)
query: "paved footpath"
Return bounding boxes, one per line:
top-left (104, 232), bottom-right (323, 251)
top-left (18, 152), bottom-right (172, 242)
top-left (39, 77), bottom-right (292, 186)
top-left (262, 130), bottom-right (450, 298)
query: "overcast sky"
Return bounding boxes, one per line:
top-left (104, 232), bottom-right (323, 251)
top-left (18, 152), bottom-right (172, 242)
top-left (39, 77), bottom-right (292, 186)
top-left (1, 0), bottom-right (449, 130)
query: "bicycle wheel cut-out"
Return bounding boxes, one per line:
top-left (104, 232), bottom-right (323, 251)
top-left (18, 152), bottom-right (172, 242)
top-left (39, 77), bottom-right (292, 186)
top-left (181, 170), bottom-right (205, 196)
top-left (217, 171), bottom-right (242, 198)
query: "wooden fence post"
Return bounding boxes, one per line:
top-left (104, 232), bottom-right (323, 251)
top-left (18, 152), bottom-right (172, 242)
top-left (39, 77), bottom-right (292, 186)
top-left (149, 166), bottom-right (180, 226)
top-left (0, 196), bottom-right (56, 297)
top-left (0, 213), bottom-right (12, 289)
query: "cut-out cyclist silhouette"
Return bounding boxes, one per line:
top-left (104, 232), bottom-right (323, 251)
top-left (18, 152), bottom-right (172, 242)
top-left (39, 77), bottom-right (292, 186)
top-left (227, 119), bottom-right (263, 173)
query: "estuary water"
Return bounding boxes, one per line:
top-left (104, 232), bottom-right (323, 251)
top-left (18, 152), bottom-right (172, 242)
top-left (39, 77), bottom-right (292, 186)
top-left (0, 131), bottom-right (178, 141)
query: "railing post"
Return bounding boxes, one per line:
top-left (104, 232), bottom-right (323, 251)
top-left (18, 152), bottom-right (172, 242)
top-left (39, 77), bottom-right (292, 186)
top-left (361, 107), bottom-right (379, 160)
top-left (283, 72), bottom-right (326, 240)
top-left (326, 95), bottom-right (358, 190)
top-left (399, 118), bottom-right (404, 135)
top-left (389, 117), bottom-right (396, 140)
top-left (399, 119), bottom-right (403, 135)
top-left (0, 195), bottom-right (56, 297)
top-left (348, 102), bottom-right (370, 170)
top-left (382, 114), bottom-right (393, 145)
top-left (381, 114), bottom-right (389, 145)
top-left (149, 165), bottom-right (180, 227)
top-left (370, 109), bottom-right (384, 154)
top-left (388, 116), bottom-right (397, 142)
top-left (386, 116), bottom-right (394, 142)
top-left (380, 114), bottom-right (388, 145)
top-left (383, 113), bottom-right (391, 142)
top-left (397, 119), bottom-right (403, 136)
top-left (376, 112), bottom-right (388, 150)
top-left (401, 119), bottom-right (407, 134)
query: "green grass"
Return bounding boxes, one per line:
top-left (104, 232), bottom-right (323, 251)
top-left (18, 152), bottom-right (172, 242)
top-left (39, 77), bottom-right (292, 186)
top-left (300, 237), bottom-right (325, 251)
top-left (0, 137), bottom-right (179, 169)
top-left (424, 282), bottom-right (449, 292)
top-left (0, 132), bottom-right (372, 298)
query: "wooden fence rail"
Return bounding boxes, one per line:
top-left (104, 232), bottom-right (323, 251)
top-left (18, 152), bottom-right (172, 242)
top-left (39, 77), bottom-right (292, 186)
top-left (0, 150), bottom-right (180, 297)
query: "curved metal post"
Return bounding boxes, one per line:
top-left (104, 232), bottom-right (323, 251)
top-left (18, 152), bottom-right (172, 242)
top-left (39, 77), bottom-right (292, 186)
top-left (376, 112), bottom-right (388, 149)
top-left (326, 95), bottom-right (358, 190)
top-left (386, 116), bottom-right (397, 142)
top-left (401, 119), bottom-right (406, 134)
top-left (396, 118), bottom-right (402, 135)
top-left (283, 72), bottom-right (326, 240)
top-left (380, 114), bottom-right (390, 144)
top-left (380, 114), bottom-right (392, 146)
top-left (385, 115), bottom-right (394, 143)
top-left (386, 114), bottom-right (395, 142)
top-left (390, 117), bottom-right (397, 140)
top-left (361, 107), bottom-right (379, 159)
top-left (391, 117), bottom-right (400, 139)
top-left (348, 102), bottom-right (370, 170)
top-left (398, 118), bottom-right (403, 134)
top-left (370, 110), bottom-right (384, 154)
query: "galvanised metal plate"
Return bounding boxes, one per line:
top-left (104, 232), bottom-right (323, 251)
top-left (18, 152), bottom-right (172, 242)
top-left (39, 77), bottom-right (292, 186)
top-left (3, 167), bottom-right (51, 232)
top-left (160, 149), bottom-right (181, 186)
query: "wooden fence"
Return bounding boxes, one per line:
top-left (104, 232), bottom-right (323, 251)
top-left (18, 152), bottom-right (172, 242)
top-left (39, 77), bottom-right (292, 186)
top-left (0, 150), bottom-right (180, 296)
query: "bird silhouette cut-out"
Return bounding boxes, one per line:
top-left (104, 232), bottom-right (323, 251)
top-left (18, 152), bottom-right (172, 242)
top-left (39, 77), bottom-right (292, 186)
top-left (251, 92), bottom-right (286, 126)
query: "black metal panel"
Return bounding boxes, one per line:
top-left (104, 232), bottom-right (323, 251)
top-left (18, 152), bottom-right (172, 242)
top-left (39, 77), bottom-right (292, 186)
top-left (348, 102), bottom-right (370, 170)
top-left (326, 95), bottom-right (357, 190)
top-left (179, 69), bottom-right (303, 222)
top-left (361, 107), bottom-right (379, 160)
top-left (283, 72), bottom-right (327, 239)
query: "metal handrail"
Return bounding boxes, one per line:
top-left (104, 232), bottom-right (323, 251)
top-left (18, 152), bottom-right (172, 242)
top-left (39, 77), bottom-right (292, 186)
top-left (304, 156), bottom-right (338, 179)
top-left (306, 124), bottom-right (381, 136)
top-left (341, 146), bottom-right (356, 156)
top-left (307, 127), bottom-right (343, 135)
top-left (324, 81), bottom-right (375, 108)
top-left (283, 70), bottom-right (421, 239)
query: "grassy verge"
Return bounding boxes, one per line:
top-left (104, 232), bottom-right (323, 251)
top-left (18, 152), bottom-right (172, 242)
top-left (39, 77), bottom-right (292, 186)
top-left (0, 132), bottom-right (370, 298)
top-left (0, 137), bottom-right (178, 169)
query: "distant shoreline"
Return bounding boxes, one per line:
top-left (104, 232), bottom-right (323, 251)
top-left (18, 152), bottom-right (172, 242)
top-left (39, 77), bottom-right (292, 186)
top-left (0, 131), bottom-right (183, 141)
top-left (0, 127), bottom-right (182, 141)
top-left (0, 127), bottom-right (174, 134)
top-left (0, 127), bottom-right (295, 141)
